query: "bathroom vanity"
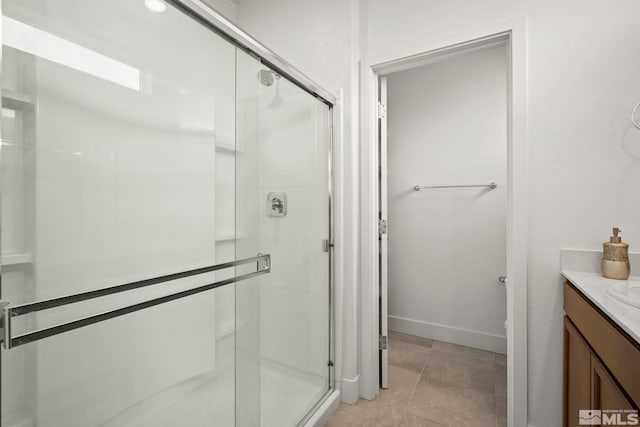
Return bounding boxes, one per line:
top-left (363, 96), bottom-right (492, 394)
top-left (562, 251), bottom-right (640, 427)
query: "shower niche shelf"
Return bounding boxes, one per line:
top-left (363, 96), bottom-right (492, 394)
top-left (215, 232), bottom-right (244, 242)
top-left (2, 89), bottom-right (34, 110)
top-left (215, 143), bottom-right (244, 154)
top-left (2, 252), bottom-right (33, 266)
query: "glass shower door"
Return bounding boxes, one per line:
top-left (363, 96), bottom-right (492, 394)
top-left (0, 1), bottom-right (333, 426)
top-left (235, 51), bottom-right (332, 427)
top-left (0, 1), bottom-right (244, 426)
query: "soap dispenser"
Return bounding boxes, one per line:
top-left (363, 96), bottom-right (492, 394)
top-left (601, 227), bottom-right (630, 280)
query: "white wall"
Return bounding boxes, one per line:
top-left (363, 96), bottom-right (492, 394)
top-left (366, 1), bottom-right (640, 426)
top-left (203, 0), bottom-right (237, 21)
top-left (200, 0), bottom-right (640, 424)
top-left (386, 45), bottom-right (507, 354)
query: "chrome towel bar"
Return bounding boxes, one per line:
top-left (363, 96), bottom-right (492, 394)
top-left (413, 182), bottom-right (497, 191)
top-left (1, 254), bottom-right (271, 349)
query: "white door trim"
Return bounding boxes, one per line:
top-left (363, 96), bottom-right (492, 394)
top-left (379, 76), bottom-right (389, 389)
top-left (359, 18), bottom-right (528, 427)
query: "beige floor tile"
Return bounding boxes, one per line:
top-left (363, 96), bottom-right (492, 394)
top-left (326, 405), bottom-right (371, 427)
top-left (408, 379), bottom-right (496, 427)
top-left (432, 342), bottom-right (495, 364)
top-left (328, 338), bottom-right (506, 427)
top-left (494, 364), bottom-right (507, 396)
top-left (398, 412), bottom-right (447, 427)
top-left (388, 365), bottom-right (422, 398)
top-left (350, 388), bottom-right (410, 425)
top-left (389, 331), bottom-right (434, 349)
top-left (495, 392), bottom-right (507, 417)
top-left (388, 339), bottom-right (431, 373)
top-left (424, 344), bottom-right (494, 393)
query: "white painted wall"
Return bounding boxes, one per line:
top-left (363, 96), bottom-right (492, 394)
top-left (184, 0), bottom-right (640, 424)
top-left (203, 0), bottom-right (237, 21)
top-left (366, 1), bottom-right (640, 426)
top-left (386, 45), bottom-right (507, 354)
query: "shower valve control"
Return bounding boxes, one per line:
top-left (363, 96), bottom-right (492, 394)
top-left (267, 192), bottom-right (287, 217)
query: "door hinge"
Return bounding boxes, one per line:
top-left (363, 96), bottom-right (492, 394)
top-left (378, 219), bottom-right (387, 235)
top-left (322, 239), bottom-right (334, 253)
top-left (379, 335), bottom-right (387, 350)
top-left (377, 102), bottom-right (386, 119)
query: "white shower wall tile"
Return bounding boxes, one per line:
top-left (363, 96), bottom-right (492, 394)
top-left (259, 185), bottom-right (329, 295)
top-left (254, 75), bottom-right (331, 402)
top-left (215, 150), bottom-right (236, 243)
top-left (259, 284), bottom-right (329, 377)
top-left (257, 183), bottom-right (329, 372)
top-left (259, 90), bottom-right (328, 189)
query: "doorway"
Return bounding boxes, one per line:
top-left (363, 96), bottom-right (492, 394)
top-left (360, 24), bottom-right (528, 427)
top-left (379, 41), bottom-right (508, 425)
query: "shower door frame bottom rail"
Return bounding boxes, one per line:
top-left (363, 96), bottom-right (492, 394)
top-left (0, 254), bottom-right (271, 349)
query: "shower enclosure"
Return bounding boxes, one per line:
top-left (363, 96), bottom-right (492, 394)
top-left (0, 1), bottom-right (334, 426)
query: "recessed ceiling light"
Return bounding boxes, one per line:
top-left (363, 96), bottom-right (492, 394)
top-left (145, 0), bottom-right (167, 13)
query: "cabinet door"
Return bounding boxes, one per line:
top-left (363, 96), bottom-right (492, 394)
top-left (591, 354), bottom-right (634, 416)
top-left (564, 317), bottom-right (592, 427)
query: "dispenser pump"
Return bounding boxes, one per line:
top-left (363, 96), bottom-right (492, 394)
top-left (610, 227), bottom-right (622, 243)
top-left (601, 227), bottom-right (630, 280)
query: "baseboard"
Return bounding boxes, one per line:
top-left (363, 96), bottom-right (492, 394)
top-left (389, 315), bottom-right (507, 354)
top-left (338, 374), bottom-right (360, 404)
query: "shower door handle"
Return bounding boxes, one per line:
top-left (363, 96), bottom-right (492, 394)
top-left (0, 254), bottom-right (271, 349)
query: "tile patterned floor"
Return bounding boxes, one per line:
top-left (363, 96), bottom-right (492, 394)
top-left (327, 331), bottom-right (507, 427)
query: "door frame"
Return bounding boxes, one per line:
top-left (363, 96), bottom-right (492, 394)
top-left (359, 18), bottom-right (528, 427)
top-left (378, 76), bottom-right (389, 389)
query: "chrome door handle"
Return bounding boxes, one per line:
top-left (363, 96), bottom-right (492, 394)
top-left (0, 254), bottom-right (271, 349)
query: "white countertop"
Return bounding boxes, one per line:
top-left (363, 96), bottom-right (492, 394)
top-left (562, 270), bottom-right (640, 345)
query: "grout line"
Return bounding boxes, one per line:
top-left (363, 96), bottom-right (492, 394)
top-left (408, 340), bottom-right (433, 405)
top-left (493, 353), bottom-right (498, 427)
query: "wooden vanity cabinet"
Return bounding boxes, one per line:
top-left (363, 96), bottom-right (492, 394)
top-left (590, 354), bottom-right (633, 414)
top-left (563, 282), bottom-right (638, 427)
top-left (564, 317), bottom-right (592, 427)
